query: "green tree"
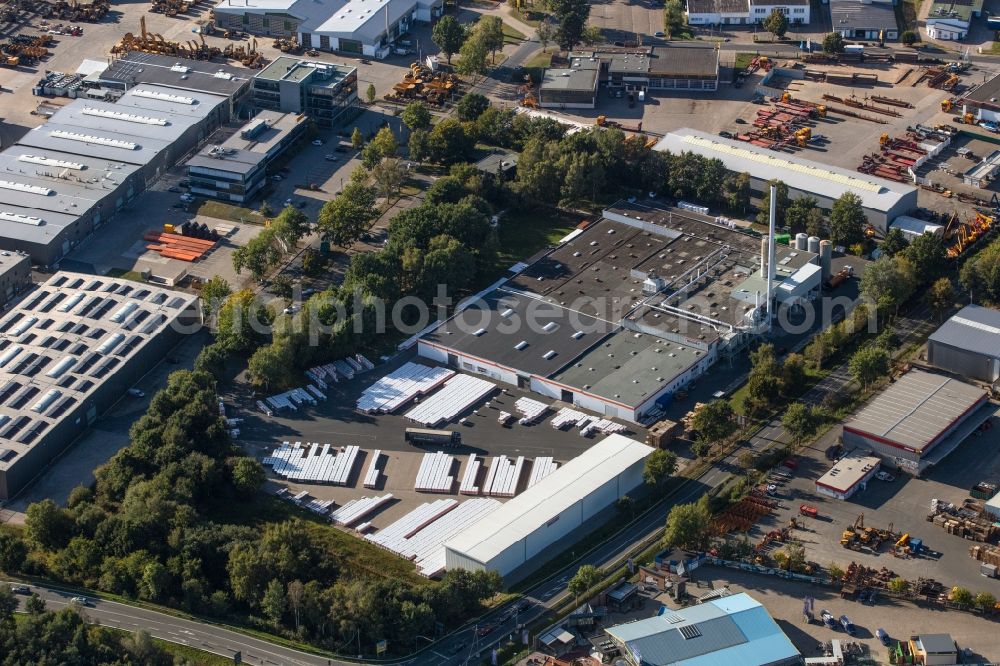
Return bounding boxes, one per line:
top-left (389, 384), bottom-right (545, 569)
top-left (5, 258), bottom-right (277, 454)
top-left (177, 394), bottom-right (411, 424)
top-left (822, 32), bottom-right (846, 54)
top-left (860, 255), bottom-right (915, 317)
top-left (848, 345), bottom-right (890, 388)
top-left (351, 126), bottom-right (364, 150)
top-left (232, 458), bottom-right (265, 497)
top-left (200, 275), bottom-right (232, 317)
top-left (428, 119), bottom-right (474, 164)
top-left (643, 448), bottom-right (678, 486)
top-left (828, 564), bottom-right (845, 581)
top-left (762, 9), bottom-right (788, 38)
top-left (372, 157), bottom-right (406, 201)
top-left (805, 207), bottom-right (825, 237)
top-left (781, 353), bottom-right (807, 397)
top-left (548, 0), bottom-right (591, 50)
top-left (901, 30), bottom-right (919, 46)
top-left (880, 227), bottom-right (909, 257)
top-left (664, 496), bottom-right (712, 549)
top-left (317, 182), bottom-right (379, 247)
top-left (262, 578), bottom-right (287, 624)
top-left (365, 83), bottom-right (376, 104)
top-left (233, 229), bottom-right (281, 282)
top-left (477, 15), bottom-right (505, 62)
top-left (828, 192), bottom-right (866, 246)
top-left (432, 15), bottom-right (466, 64)
top-left (194, 341), bottom-right (229, 378)
top-left (724, 172), bottom-right (752, 213)
top-left (780, 541), bottom-right (805, 571)
top-left (456, 93), bottom-right (490, 121)
top-left (781, 403), bottom-right (819, 446)
top-left (664, 0), bottom-right (685, 38)
top-left (756, 180), bottom-right (790, 226)
top-left (927, 277), bottom-right (955, 321)
top-left (690, 399), bottom-right (737, 445)
top-left (784, 196), bottom-right (818, 232)
top-left (270, 205), bottom-right (311, 251)
top-left (580, 24), bottom-right (603, 45)
top-left (975, 591), bottom-right (997, 612)
top-left (904, 232), bottom-right (947, 283)
top-left (0, 531), bottom-right (28, 572)
top-left (567, 564), bottom-right (602, 601)
top-left (217, 289), bottom-right (269, 351)
top-left (744, 343), bottom-right (782, 416)
top-left (25, 499), bottom-right (72, 550)
top-left (616, 495), bottom-right (636, 518)
top-left (401, 102), bottom-right (432, 131)
top-left (408, 129), bottom-right (431, 163)
top-left (952, 586), bottom-right (974, 607)
top-left (537, 21), bottom-right (556, 52)
top-left (247, 338), bottom-right (295, 391)
top-left (457, 31), bottom-right (489, 75)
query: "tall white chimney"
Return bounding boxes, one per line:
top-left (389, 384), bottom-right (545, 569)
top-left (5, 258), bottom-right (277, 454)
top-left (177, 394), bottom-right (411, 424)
top-left (766, 184), bottom-right (777, 332)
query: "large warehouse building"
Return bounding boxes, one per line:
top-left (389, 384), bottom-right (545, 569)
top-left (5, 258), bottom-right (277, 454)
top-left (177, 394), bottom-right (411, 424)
top-left (443, 434), bottom-right (653, 581)
top-left (605, 593), bottom-right (801, 666)
top-left (927, 305), bottom-right (1000, 384)
top-left (654, 129), bottom-right (918, 232)
top-left (0, 272), bottom-right (201, 499)
top-left (0, 84), bottom-right (229, 266)
top-left (419, 201), bottom-right (829, 423)
top-left (213, 0), bottom-right (443, 58)
top-left (842, 369), bottom-right (989, 475)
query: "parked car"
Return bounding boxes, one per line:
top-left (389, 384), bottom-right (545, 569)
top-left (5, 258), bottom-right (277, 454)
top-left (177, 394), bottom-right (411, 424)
top-left (719, 130), bottom-right (734, 139)
top-left (979, 121), bottom-right (999, 133)
top-left (179, 193), bottom-right (194, 203)
top-left (325, 154), bottom-right (338, 161)
top-left (875, 471), bottom-right (895, 482)
top-left (821, 610), bottom-right (836, 629)
top-left (70, 596), bottom-right (89, 606)
top-left (876, 628), bottom-right (890, 646)
top-left (839, 615), bottom-right (856, 636)
top-left (654, 31), bottom-right (665, 37)
top-left (799, 504), bottom-right (819, 518)
top-left (167, 186), bottom-right (181, 193)
top-left (271, 174), bottom-right (283, 181)
top-left (284, 198), bottom-right (294, 207)
top-left (312, 139), bottom-right (324, 146)
top-left (127, 388), bottom-right (145, 398)
top-left (476, 623), bottom-right (495, 637)
top-left (11, 585), bottom-right (30, 595)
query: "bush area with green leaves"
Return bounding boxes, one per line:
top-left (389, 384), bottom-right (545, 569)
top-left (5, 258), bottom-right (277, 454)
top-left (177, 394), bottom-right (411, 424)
top-left (0, 370), bottom-right (501, 657)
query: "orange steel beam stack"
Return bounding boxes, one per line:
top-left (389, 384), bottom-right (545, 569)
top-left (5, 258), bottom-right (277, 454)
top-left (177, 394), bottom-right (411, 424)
top-left (144, 232), bottom-right (216, 262)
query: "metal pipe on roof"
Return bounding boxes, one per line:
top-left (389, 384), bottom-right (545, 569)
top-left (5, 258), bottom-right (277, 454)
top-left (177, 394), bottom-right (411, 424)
top-left (766, 184), bottom-right (776, 332)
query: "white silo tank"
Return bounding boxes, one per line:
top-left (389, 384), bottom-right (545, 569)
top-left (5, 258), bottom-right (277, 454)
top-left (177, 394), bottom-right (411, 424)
top-left (760, 236), bottom-right (769, 271)
top-left (795, 232), bottom-right (809, 251)
top-left (807, 235), bottom-right (821, 254)
top-left (819, 240), bottom-right (832, 283)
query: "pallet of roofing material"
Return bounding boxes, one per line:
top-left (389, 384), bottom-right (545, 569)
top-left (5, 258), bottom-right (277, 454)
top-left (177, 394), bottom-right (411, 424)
top-left (527, 457), bottom-right (558, 488)
top-left (414, 451), bottom-right (455, 493)
top-left (498, 411), bottom-right (514, 425)
top-left (459, 454), bottom-right (481, 495)
top-left (515, 397), bottom-right (549, 424)
top-left (330, 494), bottom-right (394, 526)
top-left (551, 407), bottom-right (590, 429)
top-left (363, 450), bottom-right (383, 489)
top-left (355, 354), bottom-right (375, 371)
top-left (306, 384), bottom-right (326, 401)
top-left (365, 499), bottom-right (458, 550)
top-left (334, 359), bottom-right (355, 380)
top-left (403, 498), bottom-right (501, 577)
top-left (581, 419), bottom-right (626, 437)
top-left (484, 455), bottom-right (525, 498)
top-left (305, 369), bottom-right (328, 390)
top-left (356, 362), bottom-right (455, 413)
top-left (302, 498), bottom-right (336, 515)
top-left (346, 357), bottom-right (364, 373)
top-left (404, 374), bottom-right (496, 427)
top-left (255, 400), bottom-right (273, 416)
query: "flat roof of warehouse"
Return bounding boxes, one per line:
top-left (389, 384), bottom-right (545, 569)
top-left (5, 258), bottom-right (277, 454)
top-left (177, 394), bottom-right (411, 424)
top-left (829, 0), bottom-right (899, 30)
top-left (0, 272), bottom-right (198, 473)
top-left (964, 75), bottom-right (1000, 106)
top-left (420, 287), bottom-right (614, 378)
top-left (929, 304), bottom-right (1000, 359)
top-left (844, 369), bottom-right (987, 453)
top-left (98, 52), bottom-right (251, 97)
top-left (654, 129), bottom-right (917, 212)
top-left (445, 434), bottom-right (653, 565)
top-left (551, 329), bottom-right (704, 408)
top-left (648, 45), bottom-right (719, 77)
top-left (816, 451), bottom-right (880, 493)
top-left (541, 68), bottom-right (599, 92)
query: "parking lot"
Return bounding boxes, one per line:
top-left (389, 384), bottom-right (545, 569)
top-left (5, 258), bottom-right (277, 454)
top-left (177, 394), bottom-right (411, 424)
top-left (739, 406), bottom-right (1000, 594)
top-left (228, 350), bottom-right (649, 531)
top-left (588, 0), bottom-right (665, 42)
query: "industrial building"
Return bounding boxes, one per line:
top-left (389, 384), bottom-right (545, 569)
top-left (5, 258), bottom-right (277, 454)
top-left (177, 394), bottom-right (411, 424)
top-left (443, 434), bottom-right (653, 581)
top-left (654, 129), bottom-right (918, 232)
top-left (815, 451), bottom-right (881, 500)
top-left (842, 369), bottom-right (989, 475)
top-left (910, 634), bottom-right (959, 665)
top-left (927, 305), bottom-right (1000, 383)
top-left (538, 66), bottom-right (600, 109)
top-left (96, 52), bottom-right (252, 122)
top-left (925, 0), bottom-right (982, 40)
top-left (829, 0), bottom-right (899, 40)
top-left (0, 253), bottom-right (31, 311)
top-left (962, 75), bottom-right (1000, 123)
top-left (251, 56), bottom-right (358, 127)
top-left (0, 85), bottom-right (229, 266)
top-left (0, 272), bottom-right (201, 499)
top-left (687, 0), bottom-right (810, 25)
top-left (569, 46), bottom-right (720, 92)
top-left (605, 592), bottom-right (801, 666)
top-left (419, 202), bottom-right (830, 423)
top-left (185, 110), bottom-right (308, 202)
top-left (213, 0), bottom-right (442, 58)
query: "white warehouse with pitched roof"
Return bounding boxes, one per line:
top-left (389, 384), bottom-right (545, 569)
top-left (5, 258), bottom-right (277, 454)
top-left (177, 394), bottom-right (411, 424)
top-left (443, 434), bottom-right (653, 582)
top-left (654, 129), bottom-right (918, 233)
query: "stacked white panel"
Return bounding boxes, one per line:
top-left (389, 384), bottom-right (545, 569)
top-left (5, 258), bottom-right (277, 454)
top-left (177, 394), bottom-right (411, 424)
top-left (527, 457), bottom-right (559, 487)
top-left (263, 442), bottom-right (360, 485)
top-left (459, 454), bottom-right (481, 495)
top-left (484, 456), bottom-right (525, 498)
top-left (334, 359), bottom-right (355, 380)
top-left (365, 498), bottom-right (500, 577)
top-left (515, 397), bottom-right (549, 424)
top-left (302, 498), bottom-right (336, 515)
top-left (306, 385), bottom-right (326, 401)
top-left (414, 451), bottom-right (455, 493)
top-left (363, 450), bottom-right (383, 489)
top-left (551, 407), bottom-right (590, 429)
top-left (330, 494), bottom-right (394, 526)
top-left (498, 411), bottom-right (514, 425)
top-left (356, 362), bottom-right (456, 413)
top-left (580, 419), bottom-right (627, 437)
top-left (403, 374), bottom-right (496, 427)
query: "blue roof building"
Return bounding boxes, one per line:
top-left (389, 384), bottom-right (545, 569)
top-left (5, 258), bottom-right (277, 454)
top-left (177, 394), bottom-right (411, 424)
top-left (605, 593), bottom-right (801, 666)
